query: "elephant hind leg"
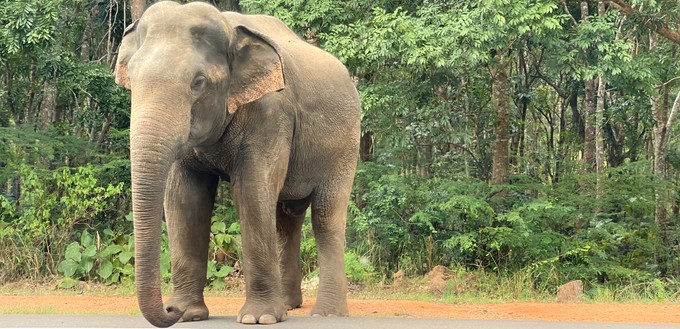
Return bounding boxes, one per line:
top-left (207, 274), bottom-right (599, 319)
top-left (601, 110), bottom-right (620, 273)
top-left (277, 199), bottom-right (309, 310)
top-left (309, 179), bottom-right (352, 317)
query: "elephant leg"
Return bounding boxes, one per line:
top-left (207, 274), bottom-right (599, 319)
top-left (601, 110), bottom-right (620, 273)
top-left (163, 163), bottom-right (218, 322)
top-left (310, 180), bottom-right (352, 317)
top-left (233, 175), bottom-right (288, 324)
top-left (277, 198), bottom-right (310, 310)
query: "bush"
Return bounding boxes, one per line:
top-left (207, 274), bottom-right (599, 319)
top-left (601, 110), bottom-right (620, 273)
top-left (0, 164), bottom-right (125, 283)
top-left (57, 229), bottom-right (134, 288)
top-left (348, 161), bottom-right (674, 290)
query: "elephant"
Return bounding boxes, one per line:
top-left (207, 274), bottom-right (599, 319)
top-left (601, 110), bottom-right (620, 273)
top-left (113, 1), bottom-right (360, 327)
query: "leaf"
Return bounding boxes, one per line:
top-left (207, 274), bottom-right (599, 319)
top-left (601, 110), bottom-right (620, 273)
top-left (160, 252), bottom-right (171, 279)
top-left (57, 259), bottom-right (79, 277)
top-left (211, 221), bottom-right (226, 233)
top-left (81, 259), bottom-right (94, 274)
top-left (210, 279), bottom-right (227, 290)
top-left (206, 261), bottom-right (217, 277)
top-left (107, 272), bottom-right (120, 285)
top-left (214, 265), bottom-right (234, 278)
top-left (98, 260), bottom-right (113, 279)
top-left (119, 251), bottom-right (133, 264)
top-left (80, 230), bottom-right (93, 247)
top-left (64, 242), bottom-right (81, 262)
top-left (82, 244), bottom-right (97, 259)
top-left (120, 263), bottom-right (134, 276)
top-left (99, 245), bottom-right (123, 258)
top-left (228, 222), bottom-right (240, 234)
top-left (57, 277), bottom-right (78, 289)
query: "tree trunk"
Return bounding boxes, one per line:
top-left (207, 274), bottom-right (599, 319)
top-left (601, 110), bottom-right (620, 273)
top-left (595, 1), bottom-right (606, 198)
top-left (80, 4), bottom-right (99, 62)
top-left (583, 81), bottom-right (597, 169)
top-left (360, 132), bottom-right (374, 162)
top-left (131, 0), bottom-right (146, 21)
top-left (491, 53), bottom-right (510, 185)
top-left (594, 76), bottom-right (605, 197)
top-left (653, 87), bottom-right (680, 249)
top-left (581, 1), bottom-right (597, 170)
top-left (555, 94), bottom-right (569, 184)
top-left (3, 62), bottom-right (18, 124)
top-left (25, 61), bottom-right (39, 125)
top-left (650, 34), bottom-right (667, 241)
top-left (569, 89), bottom-right (584, 148)
top-left (511, 49), bottom-right (528, 167)
top-left (220, 0), bottom-right (241, 11)
top-left (38, 79), bottom-right (57, 130)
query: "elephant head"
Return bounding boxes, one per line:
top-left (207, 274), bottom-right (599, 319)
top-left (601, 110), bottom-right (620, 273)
top-left (114, 1), bottom-right (284, 327)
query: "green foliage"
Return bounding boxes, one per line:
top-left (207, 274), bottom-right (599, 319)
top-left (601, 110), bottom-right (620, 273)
top-left (0, 0), bottom-right (678, 302)
top-left (207, 203), bottom-right (241, 289)
top-left (1, 164), bottom-right (123, 239)
top-left (349, 160), bottom-right (673, 289)
top-left (0, 162), bottom-right (125, 283)
top-left (57, 229), bottom-right (134, 288)
top-left (300, 217), bottom-right (317, 276)
top-left (344, 251), bottom-right (374, 283)
top-left (0, 0), bottom-right (61, 56)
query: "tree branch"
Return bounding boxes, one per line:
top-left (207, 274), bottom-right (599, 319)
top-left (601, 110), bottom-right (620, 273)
top-left (562, 1), bottom-right (579, 26)
top-left (605, 0), bottom-right (680, 45)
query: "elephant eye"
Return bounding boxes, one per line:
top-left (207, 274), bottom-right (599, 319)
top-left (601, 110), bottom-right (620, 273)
top-left (191, 75), bottom-right (207, 92)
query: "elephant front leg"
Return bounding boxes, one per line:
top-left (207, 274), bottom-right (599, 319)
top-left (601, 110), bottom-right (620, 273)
top-left (233, 180), bottom-right (288, 324)
top-left (164, 163), bottom-right (218, 322)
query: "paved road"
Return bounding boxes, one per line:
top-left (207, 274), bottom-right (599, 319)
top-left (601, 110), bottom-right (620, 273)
top-left (1, 315), bottom-right (679, 329)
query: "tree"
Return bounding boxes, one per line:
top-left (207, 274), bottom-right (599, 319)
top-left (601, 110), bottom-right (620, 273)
top-left (0, 0), bottom-right (679, 287)
top-left (131, 0), bottom-right (145, 21)
top-left (491, 53), bottom-right (510, 184)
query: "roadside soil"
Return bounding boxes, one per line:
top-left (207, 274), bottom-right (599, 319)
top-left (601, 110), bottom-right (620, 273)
top-left (1, 294), bottom-right (679, 324)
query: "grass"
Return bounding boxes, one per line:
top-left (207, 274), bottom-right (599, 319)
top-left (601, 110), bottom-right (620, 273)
top-left (0, 280), bottom-right (136, 296)
top-left (1, 266), bottom-right (679, 305)
top-left (2, 307), bottom-right (60, 314)
top-left (345, 266), bottom-right (680, 305)
top-left (586, 280), bottom-right (680, 304)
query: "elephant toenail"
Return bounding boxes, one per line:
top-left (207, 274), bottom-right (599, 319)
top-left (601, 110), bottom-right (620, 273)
top-left (259, 314), bottom-right (277, 324)
top-left (241, 314), bottom-right (257, 324)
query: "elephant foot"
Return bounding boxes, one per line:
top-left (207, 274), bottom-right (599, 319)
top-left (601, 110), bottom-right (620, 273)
top-left (285, 301), bottom-right (302, 311)
top-left (284, 290), bottom-right (303, 310)
top-left (165, 297), bottom-right (209, 322)
top-left (310, 300), bottom-right (349, 317)
top-left (237, 300), bottom-right (288, 324)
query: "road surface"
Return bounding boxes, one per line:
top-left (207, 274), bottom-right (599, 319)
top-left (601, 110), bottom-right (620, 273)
top-left (1, 315), bottom-right (679, 329)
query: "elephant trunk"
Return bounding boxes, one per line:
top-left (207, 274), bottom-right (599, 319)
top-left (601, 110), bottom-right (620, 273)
top-left (130, 107), bottom-right (186, 328)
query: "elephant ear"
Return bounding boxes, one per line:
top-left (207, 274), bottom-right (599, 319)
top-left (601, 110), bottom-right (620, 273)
top-left (114, 21), bottom-right (139, 90)
top-left (227, 25), bottom-right (285, 114)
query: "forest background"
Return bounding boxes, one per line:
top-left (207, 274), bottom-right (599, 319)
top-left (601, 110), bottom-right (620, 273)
top-left (1, 0), bottom-right (680, 300)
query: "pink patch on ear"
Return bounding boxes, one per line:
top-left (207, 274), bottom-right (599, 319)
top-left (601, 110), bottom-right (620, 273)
top-left (227, 98), bottom-right (238, 114)
top-left (115, 65), bottom-right (131, 90)
top-left (227, 60), bottom-right (284, 114)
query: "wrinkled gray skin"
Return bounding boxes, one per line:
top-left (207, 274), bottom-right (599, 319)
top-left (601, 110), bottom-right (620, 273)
top-left (114, 1), bottom-right (359, 327)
